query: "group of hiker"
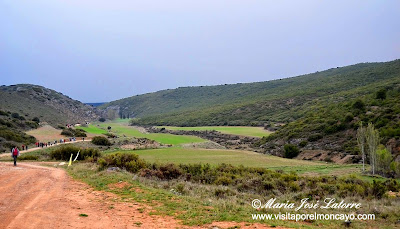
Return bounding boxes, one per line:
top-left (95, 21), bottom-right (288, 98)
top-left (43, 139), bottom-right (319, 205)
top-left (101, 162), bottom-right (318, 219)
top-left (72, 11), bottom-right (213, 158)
top-left (11, 137), bottom-right (87, 166)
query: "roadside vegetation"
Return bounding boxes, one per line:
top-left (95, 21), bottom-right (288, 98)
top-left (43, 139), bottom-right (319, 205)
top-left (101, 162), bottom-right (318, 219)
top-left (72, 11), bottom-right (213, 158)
top-left (65, 152), bottom-right (400, 228)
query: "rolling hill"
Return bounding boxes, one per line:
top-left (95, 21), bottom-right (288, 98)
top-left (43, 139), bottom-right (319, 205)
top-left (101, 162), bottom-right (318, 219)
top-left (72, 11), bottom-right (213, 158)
top-left (0, 84), bottom-right (99, 126)
top-left (0, 84), bottom-right (100, 152)
top-left (100, 59), bottom-right (400, 127)
top-left (100, 59), bottom-right (400, 161)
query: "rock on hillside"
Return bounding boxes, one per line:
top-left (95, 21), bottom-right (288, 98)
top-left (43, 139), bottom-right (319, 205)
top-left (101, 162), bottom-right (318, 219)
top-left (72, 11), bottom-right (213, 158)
top-left (0, 84), bottom-right (99, 126)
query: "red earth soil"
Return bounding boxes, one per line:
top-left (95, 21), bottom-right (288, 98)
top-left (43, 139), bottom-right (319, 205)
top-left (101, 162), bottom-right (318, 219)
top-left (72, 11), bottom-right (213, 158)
top-left (0, 163), bottom-right (288, 229)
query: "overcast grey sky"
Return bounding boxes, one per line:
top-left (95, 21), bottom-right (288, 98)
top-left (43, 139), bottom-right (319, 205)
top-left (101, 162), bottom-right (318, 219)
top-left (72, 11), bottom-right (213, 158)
top-left (1, 1), bottom-right (399, 102)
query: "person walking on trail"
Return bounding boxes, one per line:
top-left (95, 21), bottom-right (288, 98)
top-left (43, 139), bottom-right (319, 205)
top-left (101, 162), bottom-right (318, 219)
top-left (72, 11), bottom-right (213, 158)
top-left (11, 147), bottom-right (20, 166)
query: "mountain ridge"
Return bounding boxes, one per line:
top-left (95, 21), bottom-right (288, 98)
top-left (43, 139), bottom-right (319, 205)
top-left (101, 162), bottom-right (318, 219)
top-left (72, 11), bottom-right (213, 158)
top-left (0, 84), bottom-right (100, 126)
top-left (100, 59), bottom-right (400, 126)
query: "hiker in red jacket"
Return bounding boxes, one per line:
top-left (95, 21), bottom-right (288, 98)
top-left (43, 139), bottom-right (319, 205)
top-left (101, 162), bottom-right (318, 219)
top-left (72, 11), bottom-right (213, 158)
top-left (11, 147), bottom-right (20, 166)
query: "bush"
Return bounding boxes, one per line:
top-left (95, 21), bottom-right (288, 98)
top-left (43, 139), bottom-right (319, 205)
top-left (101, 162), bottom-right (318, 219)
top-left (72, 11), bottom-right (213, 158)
top-left (32, 117), bottom-right (40, 123)
top-left (61, 128), bottom-right (87, 137)
top-left (99, 117), bottom-right (106, 122)
top-left (98, 153), bottom-right (146, 173)
top-left (50, 145), bottom-right (101, 161)
top-left (19, 155), bottom-right (39, 160)
top-left (56, 125), bottom-right (65, 130)
top-left (299, 140), bottom-right (307, 147)
top-left (352, 99), bottom-right (365, 110)
top-left (344, 113), bottom-right (354, 122)
top-left (0, 110), bottom-right (9, 116)
top-left (283, 144), bottom-right (300, 158)
top-left (307, 134), bottom-right (322, 142)
top-left (159, 163), bottom-right (183, 180)
top-left (104, 133), bottom-right (117, 138)
top-left (11, 113), bottom-right (20, 119)
top-left (372, 180), bottom-right (387, 198)
top-left (92, 136), bottom-right (112, 146)
top-left (215, 176), bottom-right (233, 186)
top-left (376, 88), bottom-right (387, 100)
top-left (214, 188), bottom-right (234, 198)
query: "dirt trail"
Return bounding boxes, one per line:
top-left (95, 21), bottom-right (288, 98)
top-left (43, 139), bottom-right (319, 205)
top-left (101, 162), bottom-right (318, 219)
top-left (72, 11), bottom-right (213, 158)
top-left (0, 163), bottom-right (283, 229)
top-left (0, 140), bottom-right (90, 158)
top-left (0, 163), bottom-right (185, 229)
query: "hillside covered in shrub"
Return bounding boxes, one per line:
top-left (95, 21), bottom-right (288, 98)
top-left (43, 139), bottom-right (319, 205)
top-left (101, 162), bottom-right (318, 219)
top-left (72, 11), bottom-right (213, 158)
top-left (101, 60), bottom-right (400, 127)
top-left (0, 110), bottom-right (37, 152)
top-left (257, 79), bottom-right (400, 163)
top-left (0, 84), bottom-right (99, 126)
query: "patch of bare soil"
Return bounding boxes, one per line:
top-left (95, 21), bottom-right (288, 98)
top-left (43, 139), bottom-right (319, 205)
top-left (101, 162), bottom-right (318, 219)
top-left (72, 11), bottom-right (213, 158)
top-left (0, 163), bottom-right (289, 229)
top-left (181, 141), bottom-right (226, 149)
top-left (26, 125), bottom-right (64, 142)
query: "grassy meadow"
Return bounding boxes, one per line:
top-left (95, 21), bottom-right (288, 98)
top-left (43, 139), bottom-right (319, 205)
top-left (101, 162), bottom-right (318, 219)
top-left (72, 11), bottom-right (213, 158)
top-left (76, 125), bottom-right (108, 135)
top-left (158, 126), bottom-right (271, 138)
top-left (107, 147), bottom-right (362, 175)
top-left (77, 121), bottom-right (206, 145)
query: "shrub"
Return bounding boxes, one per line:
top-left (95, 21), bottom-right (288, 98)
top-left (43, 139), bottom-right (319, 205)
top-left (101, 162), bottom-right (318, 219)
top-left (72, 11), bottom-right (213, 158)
top-left (98, 153), bottom-right (146, 173)
top-left (299, 140), bottom-right (307, 147)
top-left (214, 176), bottom-right (233, 186)
top-left (99, 117), bottom-right (106, 122)
top-left (352, 99), bottom-right (365, 110)
top-left (104, 133), bottom-right (117, 138)
top-left (0, 110), bottom-right (9, 116)
top-left (307, 134), bottom-right (322, 142)
top-left (372, 180), bottom-right (387, 198)
top-left (283, 144), bottom-right (300, 158)
top-left (344, 113), bottom-right (354, 122)
top-left (0, 127), bottom-right (36, 144)
top-left (376, 88), bottom-right (387, 100)
top-left (159, 163), bottom-right (183, 180)
top-left (19, 155), bottom-right (39, 160)
top-left (92, 136), bottom-right (112, 146)
top-left (32, 117), bottom-right (40, 123)
top-left (61, 128), bottom-right (87, 137)
top-left (385, 179), bottom-right (400, 192)
top-left (214, 188), bottom-right (234, 198)
top-left (324, 123), bottom-right (346, 134)
top-left (11, 113), bottom-right (20, 119)
top-left (57, 125), bottom-right (66, 129)
top-left (25, 121), bottom-right (39, 129)
top-left (50, 145), bottom-right (101, 161)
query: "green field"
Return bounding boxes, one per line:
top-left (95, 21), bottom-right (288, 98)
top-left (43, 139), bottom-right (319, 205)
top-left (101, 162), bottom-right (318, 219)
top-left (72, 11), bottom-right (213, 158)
top-left (78, 121), bottom-right (205, 145)
top-left (108, 147), bottom-right (361, 175)
top-left (158, 126), bottom-right (271, 138)
top-left (76, 125), bottom-right (108, 135)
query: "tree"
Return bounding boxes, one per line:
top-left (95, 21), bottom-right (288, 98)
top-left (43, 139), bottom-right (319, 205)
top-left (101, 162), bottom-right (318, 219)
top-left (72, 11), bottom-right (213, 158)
top-left (98, 117), bottom-right (106, 122)
top-left (32, 117), bottom-right (40, 123)
top-left (366, 123), bottom-right (379, 175)
top-left (377, 146), bottom-right (392, 175)
top-left (356, 122), bottom-right (367, 172)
